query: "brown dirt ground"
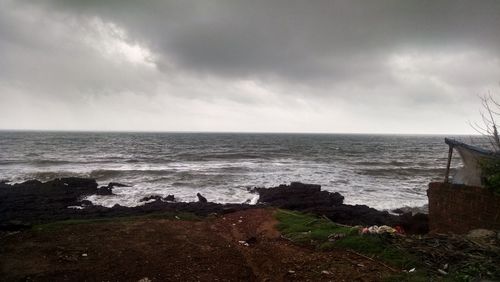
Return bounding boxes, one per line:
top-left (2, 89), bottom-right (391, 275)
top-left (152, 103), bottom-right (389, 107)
top-left (0, 208), bottom-right (395, 281)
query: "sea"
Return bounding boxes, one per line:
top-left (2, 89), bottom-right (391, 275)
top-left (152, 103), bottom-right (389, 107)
top-left (0, 131), bottom-right (468, 210)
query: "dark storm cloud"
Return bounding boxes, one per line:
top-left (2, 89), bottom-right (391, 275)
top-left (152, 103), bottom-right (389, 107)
top-left (1, 0), bottom-right (500, 133)
top-left (40, 0), bottom-right (500, 83)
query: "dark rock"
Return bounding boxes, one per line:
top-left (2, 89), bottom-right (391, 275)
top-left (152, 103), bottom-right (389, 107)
top-left (309, 204), bottom-right (394, 226)
top-left (392, 204), bottom-right (428, 215)
top-left (140, 195), bottom-right (163, 202)
top-left (19, 179), bottom-right (43, 187)
top-left (256, 182), bottom-right (428, 234)
top-left (108, 182), bottom-right (129, 188)
top-left (140, 195), bottom-right (175, 202)
top-left (0, 177), bottom-right (101, 225)
top-left (0, 177), bottom-right (252, 226)
top-left (398, 212), bottom-right (429, 234)
top-left (79, 200), bottom-right (93, 207)
top-left (0, 220), bottom-right (31, 231)
top-left (96, 182), bottom-right (129, 196)
top-left (255, 182), bottom-right (344, 209)
top-left (96, 186), bottom-right (113, 196)
top-left (95, 181), bottom-right (128, 196)
top-left (197, 193), bottom-right (208, 203)
top-left (392, 208), bottom-right (404, 214)
top-left (52, 178), bottom-right (98, 189)
top-left (0, 178), bottom-right (428, 235)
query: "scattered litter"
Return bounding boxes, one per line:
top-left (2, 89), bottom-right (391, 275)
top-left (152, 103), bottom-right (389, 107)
top-left (357, 264), bottom-right (365, 268)
top-left (409, 268), bottom-right (416, 273)
top-left (81, 253), bottom-right (87, 257)
top-left (321, 270), bottom-right (331, 275)
top-left (378, 225), bottom-right (396, 234)
top-left (288, 270), bottom-right (295, 274)
top-left (393, 232), bottom-right (500, 279)
top-left (394, 225), bottom-right (405, 234)
top-left (238, 240), bottom-right (249, 247)
top-left (175, 216), bottom-right (180, 220)
top-left (328, 233), bottom-right (346, 242)
top-left (437, 269), bottom-right (448, 275)
top-left (238, 220), bottom-right (243, 223)
top-left (361, 225), bottom-right (397, 235)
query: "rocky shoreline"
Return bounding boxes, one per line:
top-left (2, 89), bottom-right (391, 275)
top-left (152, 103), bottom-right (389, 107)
top-left (0, 178), bottom-right (428, 234)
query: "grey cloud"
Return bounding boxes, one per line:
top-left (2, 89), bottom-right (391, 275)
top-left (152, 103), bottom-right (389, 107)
top-left (34, 1), bottom-right (500, 81)
top-left (1, 0), bottom-right (500, 133)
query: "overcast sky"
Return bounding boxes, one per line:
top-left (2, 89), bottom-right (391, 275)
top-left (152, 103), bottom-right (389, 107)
top-left (1, 0), bottom-right (499, 134)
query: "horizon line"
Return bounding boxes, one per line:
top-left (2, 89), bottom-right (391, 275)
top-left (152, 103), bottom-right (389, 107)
top-left (0, 128), bottom-right (481, 136)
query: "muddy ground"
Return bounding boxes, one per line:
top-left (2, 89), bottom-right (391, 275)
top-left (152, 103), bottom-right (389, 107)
top-left (0, 209), bottom-right (394, 282)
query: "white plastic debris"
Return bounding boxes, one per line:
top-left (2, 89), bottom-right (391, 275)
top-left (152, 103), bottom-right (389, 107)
top-left (238, 240), bottom-right (249, 247)
top-left (438, 269), bottom-right (448, 275)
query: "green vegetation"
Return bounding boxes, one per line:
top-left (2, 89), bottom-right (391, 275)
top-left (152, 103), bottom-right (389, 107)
top-left (480, 158), bottom-right (500, 194)
top-left (275, 209), bottom-right (354, 244)
top-left (33, 212), bottom-right (200, 232)
top-left (275, 209), bottom-right (500, 281)
top-left (275, 210), bottom-right (432, 281)
top-left (275, 210), bottom-right (418, 269)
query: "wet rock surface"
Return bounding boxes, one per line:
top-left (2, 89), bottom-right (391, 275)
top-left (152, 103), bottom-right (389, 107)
top-left (0, 178), bottom-right (428, 234)
top-left (196, 193), bottom-right (208, 203)
top-left (254, 182), bottom-right (344, 209)
top-left (256, 182), bottom-right (428, 234)
top-left (96, 186), bottom-right (113, 196)
top-left (139, 194), bottom-right (175, 202)
top-left (0, 178), bottom-right (251, 229)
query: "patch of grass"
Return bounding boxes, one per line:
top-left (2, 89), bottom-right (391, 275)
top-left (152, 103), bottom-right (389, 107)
top-left (276, 209), bottom-right (353, 244)
top-left (275, 209), bottom-right (419, 270)
top-left (33, 212), bottom-right (200, 232)
top-left (334, 235), bottom-right (418, 269)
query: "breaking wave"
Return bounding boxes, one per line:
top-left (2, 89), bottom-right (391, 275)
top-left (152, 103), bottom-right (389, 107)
top-left (0, 131), bottom-right (465, 210)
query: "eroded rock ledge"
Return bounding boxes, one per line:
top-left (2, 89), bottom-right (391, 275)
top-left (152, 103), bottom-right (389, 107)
top-left (0, 178), bottom-right (428, 234)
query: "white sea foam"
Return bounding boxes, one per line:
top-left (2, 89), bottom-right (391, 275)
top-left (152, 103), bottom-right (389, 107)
top-left (0, 131), bottom-right (468, 210)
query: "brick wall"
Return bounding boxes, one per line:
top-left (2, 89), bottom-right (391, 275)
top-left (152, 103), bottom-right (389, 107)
top-left (427, 182), bottom-right (500, 234)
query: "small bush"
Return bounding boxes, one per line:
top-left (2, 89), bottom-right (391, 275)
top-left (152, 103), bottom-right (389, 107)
top-left (479, 158), bottom-right (500, 194)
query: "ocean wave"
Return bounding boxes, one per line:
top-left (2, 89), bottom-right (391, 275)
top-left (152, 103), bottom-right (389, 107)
top-left (175, 152), bottom-right (267, 161)
top-left (356, 167), bottom-right (445, 177)
top-left (31, 160), bottom-right (75, 165)
top-left (0, 132), bottom-right (457, 210)
top-left (218, 166), bottom-right (250, 173)
top-left (24, 171), bottom-right (84, 181)
top-left (352, 160), bottom-right (412, 166)
top-left (89, 169), bottom-right (175, 180)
